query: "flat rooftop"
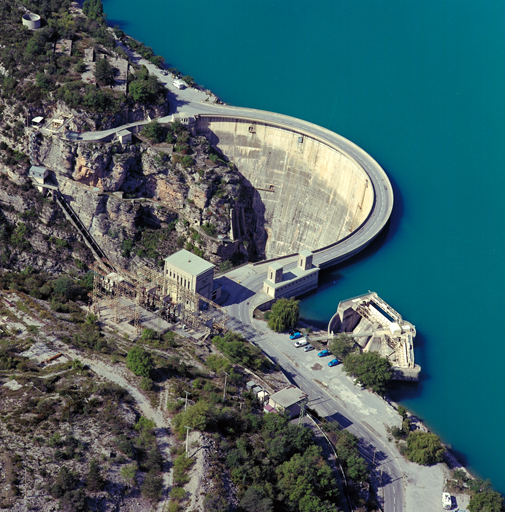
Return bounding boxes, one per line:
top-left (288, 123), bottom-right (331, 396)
top-left (164, 249), bottom-right (214, 276)
top-left (266, 265), bottom-right (319, 290)
top-left (270, 386), bottom-right (307, 408)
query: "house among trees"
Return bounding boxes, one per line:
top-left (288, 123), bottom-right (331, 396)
top-left (266, 386), bottom-right (308, 418)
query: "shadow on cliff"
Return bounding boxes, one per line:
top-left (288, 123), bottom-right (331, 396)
top-left (199, 127), bottom-right (269, 261)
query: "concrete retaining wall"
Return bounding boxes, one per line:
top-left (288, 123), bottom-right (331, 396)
top-left (197, 117), bottom-right (374, 259)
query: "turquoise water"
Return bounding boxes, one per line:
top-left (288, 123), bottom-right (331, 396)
top-left (105, 0), bottom-right (505, 491)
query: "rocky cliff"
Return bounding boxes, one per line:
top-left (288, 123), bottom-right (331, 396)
top-left (0, 116), bottom-right (266, 274)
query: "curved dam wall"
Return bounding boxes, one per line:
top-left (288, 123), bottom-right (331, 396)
top-left (196, 116), bottom-right (375, 259)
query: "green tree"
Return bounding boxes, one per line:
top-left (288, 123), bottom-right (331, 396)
top-left (51, 466), bottom-right (76, 498)
top-left (276, 445), bottom-right (338, 508)
top-left (83, 0), bottom-right (104, 19)
top-left (404, 431), bottom-right (446, 466)
top-left (172, 401), bottom-right (213, 437)
top-left (75, 60), bottom-right (87, 73)
top-left (59, 489), bottom-right (86, 512)
top-left (129, 67), bottom-right (165, 105)
top-left (240, 486), bottom-right (273, 512)
top-left (267, 297), bottom-right (300, 332)
top-left (468, 490), bottom-right (504, 512)
top-left (345, 454), bottom-right (368, 483)
top-left (328, 333), bottom-right (355, 360)
top-left (343, 351), bottom-right (392, 395)
top-left (141, 469), bottom-right (163, 501)
top-left (36, 72), bottom-right (52, 91)
top-left (86, 458), bottom-right (104, 492)
top-left (126, 346), bottom-right (154, 377)
top-left (120, 463), bottom-right (137, 485)
top-left (141, 120), bottom-right (165, 143)
top-left (94, 57), bottom-right (116, 86)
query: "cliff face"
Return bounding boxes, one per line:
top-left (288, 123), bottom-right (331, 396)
top-left (17, 129), bottom-right (259, 269)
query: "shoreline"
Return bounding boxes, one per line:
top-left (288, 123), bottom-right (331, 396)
top-left (54, 2), bottom-right (488, 508)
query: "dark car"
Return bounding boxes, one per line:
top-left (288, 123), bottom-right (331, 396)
top-left (328, 358), bottom-right (340, 367)
top-left (318, 349), bottom-right (330, 357)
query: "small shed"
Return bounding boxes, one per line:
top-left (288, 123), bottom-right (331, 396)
top-left (246, 380), bottom-right (257, 391)
top-left (28, 165), bottom-right (48, 183)
top-left (251, 385), bottom-right (263, 396)
top-left (32, 116), bottom-right (44, 126)
top-left (267, 385), bottom-right (308, 419)
top-left (117, 129), bottom-right (132, 145)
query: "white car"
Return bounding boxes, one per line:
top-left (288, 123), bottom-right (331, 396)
top-left (294, 339), bottom-right (308, 348)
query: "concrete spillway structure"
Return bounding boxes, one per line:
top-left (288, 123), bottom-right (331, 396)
top-left (196, 112), bottom-right (388, 263)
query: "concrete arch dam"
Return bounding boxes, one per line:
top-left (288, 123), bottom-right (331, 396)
top-left (195, 111), bottom-right (393, 266)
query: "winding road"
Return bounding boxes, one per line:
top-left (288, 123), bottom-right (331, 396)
top-left (64, 57), bottom-right (405, 509)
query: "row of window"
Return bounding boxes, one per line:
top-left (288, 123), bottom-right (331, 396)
top-left (166, 268), bottom-right (193, 290)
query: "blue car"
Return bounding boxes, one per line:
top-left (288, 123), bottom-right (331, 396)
top-left (289, 331), bottom-right (303, 340)
top-left (318, 349), bottom-right (330, 357)
top-left (328, 358), bottom-right (340, 367)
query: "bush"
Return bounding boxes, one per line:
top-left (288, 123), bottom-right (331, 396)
top-left (141, 469), bottom-right (163, 501)
top-left (140, 377), bottom-right (154, 391)
top-left (267, 297), bottom-right (300, 332)
top-left (468, 490), bottom-right (504, 512)
top-left (403, 431), bottom-right (446, 465)
top-left (141, 120), bottom-right (166, 143)
top-left (127, 346), bottom-right (154, 377)
top-left (343, 351), bottom-right (392, 395)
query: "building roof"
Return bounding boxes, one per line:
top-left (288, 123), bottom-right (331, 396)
top-left (299, 249), bottom-right (313, 258)
top-left (32, 116), bottom-right (44, 123)
top-left (28, 165), bottom-right (48, 176)
top-left (164, 249), bottom-right (214, 276)
top-left (269, 262), bottom-right (283, 271)
top-left (269, 386), bottom-right (307, 408)
top-left (117, 129), bottom-right (131, 137)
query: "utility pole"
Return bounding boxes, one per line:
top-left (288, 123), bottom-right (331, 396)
top-left (184, 391), bottom-right (190, 411)
top-left (185, 426), bottom-right (192, 456)
top-left (222, 371), bottom-right (229, 401)
top-left (299, 399), bottom-right (308, 427)
top-left (372, 447), bottom-right (377, 466)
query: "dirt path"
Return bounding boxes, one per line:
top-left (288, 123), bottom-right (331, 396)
top-left (51, 340), bottom-right (173, 512)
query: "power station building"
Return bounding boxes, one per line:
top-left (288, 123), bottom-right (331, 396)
top-left (163, 249), bottom-right (219, 301)
top-left (263, 250), bottom-right (319, 299)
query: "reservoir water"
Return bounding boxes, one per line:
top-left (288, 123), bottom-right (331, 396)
top-left (105, 0), bottom-right (505, 492)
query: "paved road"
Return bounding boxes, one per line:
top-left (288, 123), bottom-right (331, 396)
top-left (218, 265), bottom-right (405, 512)
top-left (65, 54), bottom-right (400, 509)
top-left (66, 55), bottom-right (393, 269)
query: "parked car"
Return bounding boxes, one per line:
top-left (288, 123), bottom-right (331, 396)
top-left (303, 345), bottom-right (314, 352)
top-left (328, 358), bottom-right (340, 367)
top-left (294, 339), bottom-right (308, 348)
top-left (318, 349), bottom-right (330, 357)
top-left (289, 331), bottom-right (303, 340)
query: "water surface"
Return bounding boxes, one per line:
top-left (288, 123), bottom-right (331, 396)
top-left (105, 0), bottom-right (505, 491)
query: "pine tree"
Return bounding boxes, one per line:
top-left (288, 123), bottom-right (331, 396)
top-left (86, 458), bottom-right (104, 492)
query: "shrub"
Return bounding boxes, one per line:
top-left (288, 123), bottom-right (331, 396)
top-left (141, 469), bottom-right (163, 501)
top-left (404, 431), bottom-right (446, 465)
top-left (127, 346), bottom-right (154, 377)
top-left (140, 377), bottom-right (154, 391)
top-left (267, 297), bottom-right (300, 332)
